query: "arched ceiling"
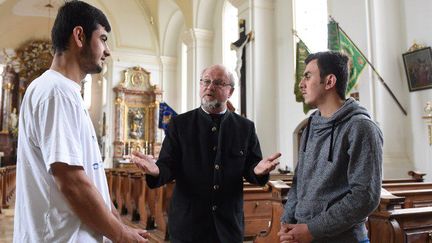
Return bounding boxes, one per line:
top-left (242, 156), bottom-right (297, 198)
top-left (174, 0), bottom-right (219, 29)
top-left (0, 0), bottom-right (222, 60)
top-left (0, 0), bottom-right (160, 55)
top-left (195, 0), bottom-right (218, 29)
top-left (88, 0), bottom-right (157, 55)
top-left (175, 0), bottom-right (193, 28)
top-left (0, 0), bottom-right (58, 49)
top-left (158, 0), bottom-right (184, 56)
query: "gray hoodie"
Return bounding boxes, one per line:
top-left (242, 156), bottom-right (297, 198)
top-left (281, 98), bottom-right (383, 242)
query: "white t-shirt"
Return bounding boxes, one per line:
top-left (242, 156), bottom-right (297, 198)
top-left (14, 70), bottom-right (112, 243)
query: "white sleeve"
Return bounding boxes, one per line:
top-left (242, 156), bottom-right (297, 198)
top-left (34, 94), bottom-right (84, 172)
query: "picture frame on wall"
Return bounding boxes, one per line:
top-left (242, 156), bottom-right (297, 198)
top-left (402, 46), bottom-right (432, 92)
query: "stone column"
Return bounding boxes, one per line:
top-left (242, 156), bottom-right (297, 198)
top-left (1, 67), bottom-right (15, 133)
top-left (160, 56), bottom-right (179, 111)
top-left (182, 28), bottom-right (213, 111)
top-left (230, 0), bottom-right (277, 157)
top-left (370, 0), bottom-right (411, 176)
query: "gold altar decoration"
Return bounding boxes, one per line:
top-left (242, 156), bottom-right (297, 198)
top-left (408, 42), bottom-right (426, 52)
top-left (1, 40), bottom-right (52, 134)
top-left (423, 101), bottom-right (432, 145)
top-left (113, 66), bottom-right (162, 166)
top-left (14, 39), bottom-right (53, 85)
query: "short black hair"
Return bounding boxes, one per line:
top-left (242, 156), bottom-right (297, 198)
top-left (51, 0), bottom-right (111, 53)
top-left (305, 51), bottom-right (349, 100)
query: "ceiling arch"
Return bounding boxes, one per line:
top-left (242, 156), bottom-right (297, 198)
top-left (94, 0), bottom-right (157, 55)
top-left (195, 0), bottom-right (219, 30)
top-left (158, 0), bottom-right (184, 57)
top-left (0, 0), bottom-right (160, 56)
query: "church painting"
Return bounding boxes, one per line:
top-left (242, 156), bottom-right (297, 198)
top-left (403, 47), bottom-right (432, 92)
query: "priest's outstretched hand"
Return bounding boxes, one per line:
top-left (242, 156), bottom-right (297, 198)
top-left (131, 151), bottom-right (160, 176)
top-left (253, 152), bottom-right (281, 175)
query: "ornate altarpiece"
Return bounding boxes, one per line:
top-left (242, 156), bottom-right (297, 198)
top-left (112, 67), bottom-right (161, 166)
top-left (0, 40), bottom-right (52, 166)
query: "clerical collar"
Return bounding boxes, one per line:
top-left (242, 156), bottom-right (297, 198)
top-left (200, 107), bottom-right (227, 115)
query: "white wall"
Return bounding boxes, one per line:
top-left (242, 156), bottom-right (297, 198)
top-left (403, 0), bottom-right (432, 181)
top-left (274, 0), bottom-right (304, 170)
top-left (371, 0), bottom-right (413, 178)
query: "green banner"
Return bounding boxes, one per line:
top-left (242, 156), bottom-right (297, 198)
top-left (328, 21), bottom-right (340, 51)
top-left (294, 39), bottom-right (312, 114)
top-left (328, 20), bottom-right (367, 94)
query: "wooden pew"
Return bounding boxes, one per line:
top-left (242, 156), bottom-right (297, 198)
top-left (383, 182), bottom-right (432, 192)
top-left (0, 167), bottom-right (4, 214)
top-left (369, 187), bottom-right (432, 242)
top-left (377, 188), bottom-right (406, 211)
top-left (136, 173), bottom-right (153, 228)
top-left (1, 165), bottom-right (16, 211)
top-left (270, 173), bottom-right (294, 181)
top-left (391, 189), bottom-right (432, 208)
top-left (247, 171), bottom-right (430, 243)
top-left (105, 168), bottom-right (113, 192)
top-left (269, 171), bottom-right (425, 185)
top-left (149, 182), bottom-right (174, 242)
top-left (111, 170), bottom-right (432, 243)
top-left (110, 168), bottom-right (122, 209)
top-left (125, 169), bottom-right (144, 222)
top-left (247, 171), bottom-right (429, 242)
top-left (243, 184), bottom-right (273, 240)
top-left (383, 171), bottom-right (426, 184)
top-left (119, 170), bottom-right (131, 215)
top-left (106, 168), bottom-right (285, 242)
top-left (377, 187), bottom-right (432, 209)
top-left (368, 206), bottom-right (432, 243)
top-left (106, 166), bottom-right (169, 242)
top-left (147, 180), bottom-right (278, 242)
top-left (254, 180), bottom-right (290, 243)
top-left (270, 173), bottom-right (294, 186)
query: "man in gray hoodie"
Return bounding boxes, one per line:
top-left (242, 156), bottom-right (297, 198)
top-left (278, 51), bottom-right (383, 243)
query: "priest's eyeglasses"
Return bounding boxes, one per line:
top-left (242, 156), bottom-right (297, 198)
top-left (200, 79), bottom-right (232, 88)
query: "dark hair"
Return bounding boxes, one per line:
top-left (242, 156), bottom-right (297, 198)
top-left (51, 0), bottom-right (111, 53)
top-left (305, 51), bottom-right (349, 99)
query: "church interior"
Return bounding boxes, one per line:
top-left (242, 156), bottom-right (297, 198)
top-left (1, 0), bottom-right (432, 242)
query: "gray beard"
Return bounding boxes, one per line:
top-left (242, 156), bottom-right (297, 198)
top-left (201, 99), bottom-right (222, 111)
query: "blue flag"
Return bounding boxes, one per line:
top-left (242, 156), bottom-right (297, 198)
top-left (158, 102), bottom-right (177, 135)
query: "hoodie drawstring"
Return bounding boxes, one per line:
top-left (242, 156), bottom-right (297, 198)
top-left (303, 116), bottom-right (313, 152)
top-left (328, 121), bottom-right (335, 162)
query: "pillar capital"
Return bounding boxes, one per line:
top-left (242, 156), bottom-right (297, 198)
top-left (182, 28), bottom-right (213, 48)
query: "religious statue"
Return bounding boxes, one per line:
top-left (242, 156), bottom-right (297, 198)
top-left (9, 108), bottom-right (18, 129)
top-left (230, 19), bottom-right (253, 116)
top-left (425, 101), bottom-right (432, 117)
top-left (9, 108), bottom-right (18, 137)
top-left (231, 32), bottom-right (253, 80)
top-left (231, 19), bottom-right (254, 81)
top-left (129, 109), bottom-right (144, 139)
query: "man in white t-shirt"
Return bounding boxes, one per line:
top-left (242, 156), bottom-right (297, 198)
top-left (13, 1), bottom-right (149, 242)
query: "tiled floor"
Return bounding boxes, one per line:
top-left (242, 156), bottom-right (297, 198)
top-left (0, 197), bottom-right (14, 243)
